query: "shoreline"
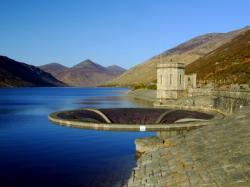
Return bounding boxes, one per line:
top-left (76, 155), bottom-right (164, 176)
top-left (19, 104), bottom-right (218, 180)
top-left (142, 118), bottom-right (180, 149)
top-left (125, 89), bottom-right (250, 186)
top-left (127, 89), bottom-right (156, 103)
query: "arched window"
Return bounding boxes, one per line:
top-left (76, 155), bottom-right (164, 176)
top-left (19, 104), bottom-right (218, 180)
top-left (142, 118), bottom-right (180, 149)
top-left (188, 77), bottom-right (191, 87)
top-left (180, 74), bottom-right (182, 85)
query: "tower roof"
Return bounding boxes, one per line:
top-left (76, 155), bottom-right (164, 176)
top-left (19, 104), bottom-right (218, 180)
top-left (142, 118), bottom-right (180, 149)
top-left (157, 58), bottom-right (184, 69)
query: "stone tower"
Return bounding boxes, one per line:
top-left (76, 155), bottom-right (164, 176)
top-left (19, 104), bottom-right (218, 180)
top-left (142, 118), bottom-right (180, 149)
top-left (157, 60), bottom-right (185, 100)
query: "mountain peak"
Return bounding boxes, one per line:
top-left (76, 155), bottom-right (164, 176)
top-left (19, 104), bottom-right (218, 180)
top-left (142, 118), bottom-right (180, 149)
top-left (48, 62), bottom-right (64, 66)
top-left (40, 62), bottom-right (68, 69)
top-left (72, 59), bottom-right (106, 70)
top-left (39, 63), bottom-right (68, 77)
top-left (80, 59), bottom-right (95, 65)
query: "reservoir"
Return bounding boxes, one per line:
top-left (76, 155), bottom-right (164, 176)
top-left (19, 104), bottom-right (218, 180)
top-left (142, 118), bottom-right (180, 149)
top-left (0, 87), bottom-right (154, 187)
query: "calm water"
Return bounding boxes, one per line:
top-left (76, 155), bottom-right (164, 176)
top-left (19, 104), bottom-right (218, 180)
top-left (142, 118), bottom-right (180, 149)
top-left (0, 88), bottom-right (154, 187)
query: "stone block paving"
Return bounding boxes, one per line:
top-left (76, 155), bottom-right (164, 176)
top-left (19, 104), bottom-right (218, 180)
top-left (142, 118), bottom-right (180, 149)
top-left (125, 106), bottom-right (250, 187)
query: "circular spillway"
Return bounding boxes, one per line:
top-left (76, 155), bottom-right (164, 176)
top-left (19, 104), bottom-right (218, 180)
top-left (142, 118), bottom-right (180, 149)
top-left (49, 108), bottom-right (215, 131)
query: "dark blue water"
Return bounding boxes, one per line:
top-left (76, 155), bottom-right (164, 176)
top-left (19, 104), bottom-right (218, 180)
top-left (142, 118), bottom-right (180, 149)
top-left (0, 88), bottom-right (154, 187)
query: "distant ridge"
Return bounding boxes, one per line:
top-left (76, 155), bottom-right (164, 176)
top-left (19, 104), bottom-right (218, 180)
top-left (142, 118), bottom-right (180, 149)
top-left (39, 63), bottom-right (68, 77)
top-left (0, 56), bottom-right (66, 87)
top-left (106, 26), bottom-right (250, 87)
top-left (107, 65), bottom-right (126, 75)
top-left (40, 60), bottom-right (126, 87)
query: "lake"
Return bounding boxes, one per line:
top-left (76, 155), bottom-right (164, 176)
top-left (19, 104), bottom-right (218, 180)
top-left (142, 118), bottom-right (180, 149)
top-left (0, 87), bottom-right (154, 187)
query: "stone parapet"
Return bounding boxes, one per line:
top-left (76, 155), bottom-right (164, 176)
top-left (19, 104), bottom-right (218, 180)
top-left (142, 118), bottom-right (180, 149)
top-left (126, 106), bottom-right (250, 187)
top-left (157, 63), bottom-right (185, 69)
top-left (156, 90), bottom-right (250, 114)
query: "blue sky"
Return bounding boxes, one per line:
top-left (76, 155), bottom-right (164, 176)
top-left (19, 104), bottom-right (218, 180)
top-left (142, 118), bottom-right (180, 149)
top-left (0, 0), bottom-right (249, 69)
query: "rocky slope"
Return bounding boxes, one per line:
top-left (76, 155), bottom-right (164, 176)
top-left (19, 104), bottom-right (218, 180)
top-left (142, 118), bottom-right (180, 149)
top-left (106, 26), bottom-right (250, 87)
top-left (41, 59), bottom-right (126, 87)
top-left (0, 56), bottom-right (66, 87)
top-left (186, 29), bottom-right (250, 86)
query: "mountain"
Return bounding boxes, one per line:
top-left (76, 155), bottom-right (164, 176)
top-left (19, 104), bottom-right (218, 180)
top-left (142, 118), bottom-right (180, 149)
top-left (186, 29), bottom-right (250, 86)
top-left (0, 56), bottom-right (66, 87)
top-left (42, 59), bottom-right (125, 87)
top-left (39, 63), bottom-right (68, 78)
top-left (106, 26), bottom-right (250, 87)
top-left (106, 65), bottom-right (126, 75)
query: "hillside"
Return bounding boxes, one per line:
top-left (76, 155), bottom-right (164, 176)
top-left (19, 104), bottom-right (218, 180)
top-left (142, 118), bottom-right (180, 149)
top-left (107, 65), bottom-right (126, 75)
top-left (0, 56), bottom-right (66, 87)
top-left (42, 59), bottom-right (125, 87)
top-left (39, 63), bottom-right (68, 78)
top-left (186, 30), bottom-right (250, 86)
top-left (106, 26), bottom-right (250, 87)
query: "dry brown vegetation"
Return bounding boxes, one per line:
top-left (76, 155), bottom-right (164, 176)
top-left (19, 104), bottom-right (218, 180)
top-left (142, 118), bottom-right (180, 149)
top-left (105, 26), bottom-right (250, 87)
top-left (186, 30), bottom-right (250, 86)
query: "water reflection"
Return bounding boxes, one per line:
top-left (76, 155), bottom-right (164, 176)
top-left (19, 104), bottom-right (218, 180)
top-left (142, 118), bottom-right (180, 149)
top-left (80, 95), bottom-right (135, 108)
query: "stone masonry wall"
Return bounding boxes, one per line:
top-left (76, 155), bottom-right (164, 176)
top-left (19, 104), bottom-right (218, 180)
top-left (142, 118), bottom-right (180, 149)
top-left (126, 106), bottom-right (250, 187)
top-left (126, 89), bottom-right (250, 187)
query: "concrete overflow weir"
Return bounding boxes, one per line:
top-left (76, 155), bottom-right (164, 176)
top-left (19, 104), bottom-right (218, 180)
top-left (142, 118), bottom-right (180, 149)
top-left (48, 108), bottom-right (218, 131)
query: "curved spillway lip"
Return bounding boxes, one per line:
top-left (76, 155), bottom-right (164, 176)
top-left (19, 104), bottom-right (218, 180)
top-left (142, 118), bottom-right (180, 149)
top-left (48, 108), bottom-right (220, 132)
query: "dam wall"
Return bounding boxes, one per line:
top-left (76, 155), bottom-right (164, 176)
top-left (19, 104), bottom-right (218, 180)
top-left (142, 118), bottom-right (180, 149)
top-left (155, 89), bottom-right (250, 115)
top-left (212, 90), bottom-right (250, 113)
top-left (126, 90), bottom-right (250, 187)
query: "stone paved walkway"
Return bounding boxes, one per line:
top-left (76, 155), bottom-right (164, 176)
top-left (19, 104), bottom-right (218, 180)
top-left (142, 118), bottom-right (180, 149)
top-left (126, 106), bottom-right (250, 187)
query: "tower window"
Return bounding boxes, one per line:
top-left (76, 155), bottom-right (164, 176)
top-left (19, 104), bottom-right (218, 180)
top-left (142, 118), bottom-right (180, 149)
top-left (180, 74), bottom-right (182, 85)
top-left (160, 75), bottom-right (163, 84)
top-left (170, 74), bottom-right (172, 85)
